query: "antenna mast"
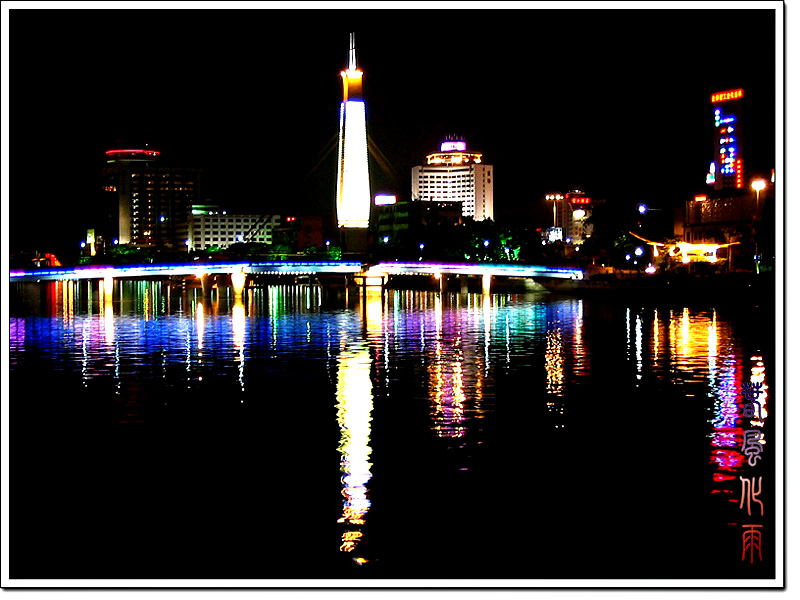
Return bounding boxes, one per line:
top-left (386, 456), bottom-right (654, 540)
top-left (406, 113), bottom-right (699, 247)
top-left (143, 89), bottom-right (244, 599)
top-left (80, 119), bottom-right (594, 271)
top-left (349, 32), bottom-right (357, 70)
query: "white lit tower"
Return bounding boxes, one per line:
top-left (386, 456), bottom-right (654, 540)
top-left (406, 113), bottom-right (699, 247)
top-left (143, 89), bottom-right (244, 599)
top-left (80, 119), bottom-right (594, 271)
top-left (335, 33), bottom-right (371, 248)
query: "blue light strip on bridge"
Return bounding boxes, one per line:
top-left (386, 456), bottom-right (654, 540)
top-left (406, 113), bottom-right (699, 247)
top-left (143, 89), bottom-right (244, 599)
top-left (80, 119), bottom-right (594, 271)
top-left (372, 262), bottom-right (583, 280)
top-left (9, 261), bottom-right (365, 281)
top-left (10, 261), bottom-right (582, 281)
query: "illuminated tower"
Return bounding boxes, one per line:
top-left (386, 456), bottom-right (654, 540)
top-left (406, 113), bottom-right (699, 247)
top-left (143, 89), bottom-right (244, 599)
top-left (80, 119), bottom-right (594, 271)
top-left (335, 33), bottom-right (371, 237)
top-left (706, 88), bottom-right (744, 190)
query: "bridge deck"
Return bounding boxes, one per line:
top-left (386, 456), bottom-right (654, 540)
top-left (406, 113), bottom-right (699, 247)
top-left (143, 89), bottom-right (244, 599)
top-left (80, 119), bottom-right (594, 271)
top-left (9, 260), bottom-right (583, 282)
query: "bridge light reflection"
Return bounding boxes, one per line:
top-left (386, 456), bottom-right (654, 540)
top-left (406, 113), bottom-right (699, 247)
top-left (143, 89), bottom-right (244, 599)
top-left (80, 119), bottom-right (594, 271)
top-left (336, 341), bottom-right (374, 552)
top-left (231, 272), bottom-right (246, 297)
top-left (195, 300), bottom-right (205, 351)
top-left (232, 298), bottom-right (246, 392)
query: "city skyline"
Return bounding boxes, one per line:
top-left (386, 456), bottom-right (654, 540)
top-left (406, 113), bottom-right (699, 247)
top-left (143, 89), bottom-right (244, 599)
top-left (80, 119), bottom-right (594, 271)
top-left (4, 4), bottom-right (779, 257)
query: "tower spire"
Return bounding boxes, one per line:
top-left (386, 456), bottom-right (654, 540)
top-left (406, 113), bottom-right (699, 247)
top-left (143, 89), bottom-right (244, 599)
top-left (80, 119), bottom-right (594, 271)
top-left (348, 32), bottom-right (356, 71)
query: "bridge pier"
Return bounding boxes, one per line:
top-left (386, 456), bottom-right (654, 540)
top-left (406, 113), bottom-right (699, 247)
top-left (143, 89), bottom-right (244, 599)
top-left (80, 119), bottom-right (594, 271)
top-left (482, 273), bottom-right (492, 296)
top-left (198, 273), bottom-right (213, 298)
top-left (458, 275), bottom-right (469, 296)
top-left (435, 272), bottom-right (448, 295)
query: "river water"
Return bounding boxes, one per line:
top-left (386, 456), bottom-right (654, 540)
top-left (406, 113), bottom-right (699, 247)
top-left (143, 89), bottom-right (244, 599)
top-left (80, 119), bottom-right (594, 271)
top-left (8, 280), bottom-right (777, 582)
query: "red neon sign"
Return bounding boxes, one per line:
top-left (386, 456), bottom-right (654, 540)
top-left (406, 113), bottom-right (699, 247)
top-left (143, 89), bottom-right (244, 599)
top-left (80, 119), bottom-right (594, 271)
top-left (710, 88), bottom-right (744, 103)
top-left (568, 197), bottom-right (591, 204)
top-left (105, 149), bottom-right (160, 156)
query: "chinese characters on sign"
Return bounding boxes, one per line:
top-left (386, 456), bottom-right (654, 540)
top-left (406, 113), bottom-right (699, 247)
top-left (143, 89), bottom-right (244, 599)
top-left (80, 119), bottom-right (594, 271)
top-left (738, 380), bottom-right (766, 563)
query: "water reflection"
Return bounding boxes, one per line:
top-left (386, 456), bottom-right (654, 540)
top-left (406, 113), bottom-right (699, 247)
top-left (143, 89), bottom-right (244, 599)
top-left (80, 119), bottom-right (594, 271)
top-left (335, 288), bottom-right (381, 561)
top-left (9, 280), bottom-right (774, 575)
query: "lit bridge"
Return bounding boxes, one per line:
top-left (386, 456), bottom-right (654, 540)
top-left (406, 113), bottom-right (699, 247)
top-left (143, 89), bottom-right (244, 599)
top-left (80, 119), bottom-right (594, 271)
top-left (9, 260), bottom-right (584, 290)
top-left (8, 260), bottom-right (365, 282)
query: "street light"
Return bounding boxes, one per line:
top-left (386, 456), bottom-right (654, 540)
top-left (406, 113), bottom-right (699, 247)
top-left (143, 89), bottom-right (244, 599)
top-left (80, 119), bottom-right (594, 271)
top-left (546, 194), bottom-right (564, 228)
top-left (752, 179), bottom-right (766, 216)
top-left (751, 179), bottom-right (767, 274)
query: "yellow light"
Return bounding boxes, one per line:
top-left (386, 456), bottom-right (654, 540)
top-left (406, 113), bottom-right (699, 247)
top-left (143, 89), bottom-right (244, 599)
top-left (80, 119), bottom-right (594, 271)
top-left (231, 271), bottom-right (246, 296)
top-left (336, 343), bottom-right (374, 540)
top-left (751, 179), bottom-right (766, 192)
top-left (232, 300), bottom-right (245, 349)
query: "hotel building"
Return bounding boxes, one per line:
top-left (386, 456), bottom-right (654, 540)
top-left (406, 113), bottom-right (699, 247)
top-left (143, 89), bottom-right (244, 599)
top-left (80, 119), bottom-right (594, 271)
top-left (411, 138), bottom-right (494, 221)
top-left (101, 148), bottom-right (201, 248)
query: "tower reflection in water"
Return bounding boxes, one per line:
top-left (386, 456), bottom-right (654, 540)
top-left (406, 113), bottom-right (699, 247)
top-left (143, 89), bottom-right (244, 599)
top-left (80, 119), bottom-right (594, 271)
top-left (335, 288), bottom-right (381, 563)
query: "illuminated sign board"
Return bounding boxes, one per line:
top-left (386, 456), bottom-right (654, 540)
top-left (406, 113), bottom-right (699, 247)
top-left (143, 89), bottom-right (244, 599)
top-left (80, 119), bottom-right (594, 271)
top-left (105, 149), bottom-right (160, 157)
top-left (710, 88), bottom-right (744, 103)
top-left (546, 227), bottom-right (563, 243)
top-left (694, 195), bottom-right (707, 202)
top-left (374, 194), bottom-right (397, 205)
top-left (440, 141), bottom-right (466, 152)
top-left (567, 196), bottom-right (591, 205)
top-left (712, 93), bottom-right (743, 188)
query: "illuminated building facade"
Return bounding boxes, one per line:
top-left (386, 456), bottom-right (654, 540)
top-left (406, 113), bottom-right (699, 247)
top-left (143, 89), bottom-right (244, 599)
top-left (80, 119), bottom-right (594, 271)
top-left (706, 88), bottom-right (744, 191)
top-left (685, 87), bottom-right (774, 268)
top-left (545, 189), bottom-right (598, 244)
top-left (412, 137), bottom-right (494, 221)
top-left (336, 33), bottom-right (371, 234)
top-left (102, 148), bottom-right (201, 248)
top-left (186, 205), bottom-right (281, 251)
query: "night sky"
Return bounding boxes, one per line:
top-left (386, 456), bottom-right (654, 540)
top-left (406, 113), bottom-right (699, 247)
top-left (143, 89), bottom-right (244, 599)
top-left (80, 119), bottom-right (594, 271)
top-left (5, 4), bottom-right (779, 259)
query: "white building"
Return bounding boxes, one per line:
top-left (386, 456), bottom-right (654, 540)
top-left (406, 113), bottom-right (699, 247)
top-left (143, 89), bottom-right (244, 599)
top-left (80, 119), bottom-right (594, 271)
top-left (187, 205), bottom-right (281, 251)
top-left (411, 138), bottom-right (494, 221)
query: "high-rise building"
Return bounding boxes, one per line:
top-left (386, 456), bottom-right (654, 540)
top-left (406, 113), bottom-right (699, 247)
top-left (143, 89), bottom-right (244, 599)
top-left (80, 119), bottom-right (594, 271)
top-left (335, 33), bottom-right (371, 236)
top-left (101, 148), bottom-right (202, 248)
top-left (411, 137), bottom-right (494, 221)
top-left (706, 88), bottom-right (744, 191)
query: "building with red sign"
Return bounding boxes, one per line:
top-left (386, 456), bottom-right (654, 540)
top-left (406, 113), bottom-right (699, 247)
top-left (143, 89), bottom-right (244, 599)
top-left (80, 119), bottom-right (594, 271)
top-left (706, 88), bottom-right (745, 191)
top-left (546, 189), bottom-right (601, 244)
